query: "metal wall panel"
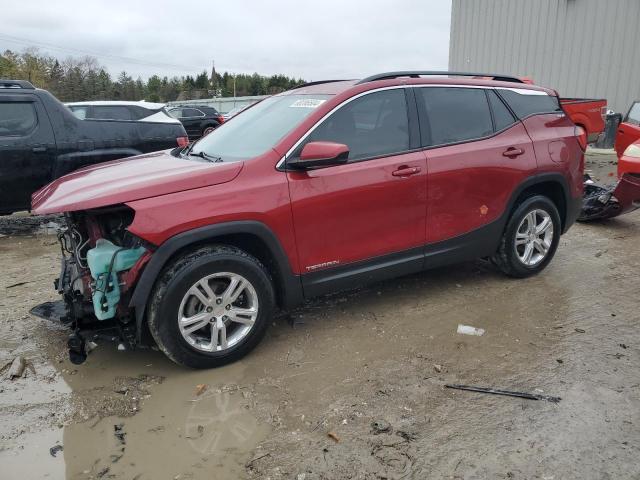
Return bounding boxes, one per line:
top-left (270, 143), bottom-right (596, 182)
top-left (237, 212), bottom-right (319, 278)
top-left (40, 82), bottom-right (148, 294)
top-left (449, 0), bottom-right (640, 113)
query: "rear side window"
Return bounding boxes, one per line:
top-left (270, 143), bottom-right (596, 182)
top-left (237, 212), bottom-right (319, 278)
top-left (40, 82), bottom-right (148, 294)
top-left (497, 89), bottom-right (562, 119)
top-left (90, 106), bottom-right (133, 120)
top-left (68, 106), bottom-right (89, 119)
top-left (417, 87), bottom-right (493, 146)
top-left (183, 108), bottom-right (204, 117)
top-left (299, 89), bottom-right (410, 161)
top-left (626, 102), bottom-right (640, 125)
top-left (0, 102), bottom-right (37, 136)
top-left (487, 90), bottom-right (516, 131)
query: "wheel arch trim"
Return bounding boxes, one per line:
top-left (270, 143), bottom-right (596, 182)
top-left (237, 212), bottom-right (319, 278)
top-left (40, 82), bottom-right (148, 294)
top-left (130, 220), bottom-right (302, 342)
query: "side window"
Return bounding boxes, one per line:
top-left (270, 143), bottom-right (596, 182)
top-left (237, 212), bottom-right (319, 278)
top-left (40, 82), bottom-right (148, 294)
top-left (0, 102), bottom-right (37, 136)
top-left (487, 90), bottom-right (516, 132)
top-left (90, 106), bottom-right (133, 120)
top-left (183, 108), bottom-right (204, 117)
top-left (626, 102), bottom-right (640, 126)
top-left (299, 89), bottom-right (409, 161)
top-left (497, 89), bottom-right (562, 119)
top-left (418, 87), bottom-right (493, 146)
top-left (68, 106), bottom-right (89, 119)
top-left (167, 108), bottom-right (182, 118)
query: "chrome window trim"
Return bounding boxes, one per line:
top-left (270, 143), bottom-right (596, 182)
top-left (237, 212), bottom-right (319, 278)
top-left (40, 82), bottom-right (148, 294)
top-left (276, 84), bottom-right (551, 169)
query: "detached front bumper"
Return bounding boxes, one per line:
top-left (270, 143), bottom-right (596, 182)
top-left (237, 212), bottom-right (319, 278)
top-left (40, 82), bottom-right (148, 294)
top-left (579, 173), bottom-right (640, 221)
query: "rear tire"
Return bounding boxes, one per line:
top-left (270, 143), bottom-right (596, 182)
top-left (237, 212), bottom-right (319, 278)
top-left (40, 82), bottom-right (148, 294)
top-left (202, 125), bottom-right (216, 136)
top-left (492, 195), bottom-right (561, 278)
top-left (148, 245), bottom-right (275, 368)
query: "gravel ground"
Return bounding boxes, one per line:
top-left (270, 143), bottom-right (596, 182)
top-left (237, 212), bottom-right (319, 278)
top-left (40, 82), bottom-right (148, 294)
top-left (0, 152), bottom-right (638, 479)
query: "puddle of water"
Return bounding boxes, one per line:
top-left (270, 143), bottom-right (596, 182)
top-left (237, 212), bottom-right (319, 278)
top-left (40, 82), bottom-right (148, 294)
top-left (62, 364), bottom-right (269, 479)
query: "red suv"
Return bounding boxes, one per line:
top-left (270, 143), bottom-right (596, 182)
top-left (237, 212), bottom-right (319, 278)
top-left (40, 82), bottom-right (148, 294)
top-left (32, 71), bottom-right (585, 368)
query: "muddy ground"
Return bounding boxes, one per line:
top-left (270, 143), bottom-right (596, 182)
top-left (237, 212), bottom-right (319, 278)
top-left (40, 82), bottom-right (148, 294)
top-left (0, 152), bottom-right (638, 479)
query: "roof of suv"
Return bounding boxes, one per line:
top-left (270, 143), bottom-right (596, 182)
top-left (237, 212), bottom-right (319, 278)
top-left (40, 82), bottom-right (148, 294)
top-left (285, 72), bottom-right (555, 96)
top-left (66, 100), bottom-right (166, 110)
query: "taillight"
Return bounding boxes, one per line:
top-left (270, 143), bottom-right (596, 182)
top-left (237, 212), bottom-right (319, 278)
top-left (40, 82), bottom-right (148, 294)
top-left (600, 106), bottom-right (608, 120)
top-left (176, 136), bottom-right (189, 148)
top-left (217, 115), bottom-right (225, 124)
top-left (575, 126), bottom-right (587, 151)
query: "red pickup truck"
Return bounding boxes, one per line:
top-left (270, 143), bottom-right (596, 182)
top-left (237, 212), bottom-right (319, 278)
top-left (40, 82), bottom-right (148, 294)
top-left (559, 98), bottom-right (607, 143)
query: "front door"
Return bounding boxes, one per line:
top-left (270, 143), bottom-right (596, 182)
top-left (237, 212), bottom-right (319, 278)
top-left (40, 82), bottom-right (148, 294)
top-left (285, 88), bottom-right (427, 296)
top-left (0, 95), bottom-right (56, 214)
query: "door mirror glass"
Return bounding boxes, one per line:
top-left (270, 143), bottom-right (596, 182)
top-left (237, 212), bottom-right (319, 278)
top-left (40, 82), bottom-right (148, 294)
top-left (288, 141), bottom-right (349, 169)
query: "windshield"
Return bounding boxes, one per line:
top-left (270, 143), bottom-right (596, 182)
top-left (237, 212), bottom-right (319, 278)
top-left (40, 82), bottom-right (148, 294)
top-left (190, 94), bottom-right (331, 161)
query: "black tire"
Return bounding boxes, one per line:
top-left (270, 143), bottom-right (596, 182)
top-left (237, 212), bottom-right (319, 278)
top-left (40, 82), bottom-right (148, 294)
top-left (202, 125), bottom-right (216, 136)
top-left (148, 245), bottom-right (275, 368)
top-left (492, 195), bottom-right (561, 278)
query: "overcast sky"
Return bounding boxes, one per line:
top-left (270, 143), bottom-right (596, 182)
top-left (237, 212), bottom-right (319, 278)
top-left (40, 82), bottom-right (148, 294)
top-left (0, 0), bottom-right (451, 81)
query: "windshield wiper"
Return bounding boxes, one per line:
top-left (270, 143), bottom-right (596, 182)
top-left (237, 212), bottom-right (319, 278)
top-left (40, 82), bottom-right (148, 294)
top-left (188, 150), bottom-right (223, 163)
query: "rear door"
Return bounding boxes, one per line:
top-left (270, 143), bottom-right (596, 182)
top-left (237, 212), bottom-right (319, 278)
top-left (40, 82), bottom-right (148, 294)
top-left (179, 108), bottom-right (206, 137)
top-left (0, 95), bottom-right (56, 213)
top-left (615, 101), bottom-right (640, 157)
top-left (286, 87), bottom-right (427, 296)
top-left (416, 86), bottom-right (537, 257)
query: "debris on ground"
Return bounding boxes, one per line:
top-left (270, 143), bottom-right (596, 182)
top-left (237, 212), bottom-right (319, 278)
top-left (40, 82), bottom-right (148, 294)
top-left (457, 324), bottom-right (485, 336)
top-left (575, 328), bottom-right (586, 333)
top-left (445, 384), bottom-right (561, 403)
top-left (195, 384), bottom-right (208, 396)
top-left (579, 173), bottom-right (640, 221)
top-left (5, 281), bottom-right (33, 289)
top-left (1, 355), bottom-right (35, 379)
top-left (114, 423), bottom-right (126, 445)
top-left (49, 444), bottom-right (63, 457)
top-left (327, 431), bottom-right (340, 443)
top-left (371, 420), bottom-right (392, 434)
top-left (433, 364), bottom-right (444, 373)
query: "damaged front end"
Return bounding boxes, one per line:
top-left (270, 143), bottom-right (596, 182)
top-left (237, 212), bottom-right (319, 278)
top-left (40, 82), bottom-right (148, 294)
top-left (31, 206), bottom-right (152, 364)
top-left (578, 173), bottom-right (640, 221)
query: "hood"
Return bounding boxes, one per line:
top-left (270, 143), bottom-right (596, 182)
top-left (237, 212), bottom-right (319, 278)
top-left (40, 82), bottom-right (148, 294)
top-left (32, 150), bottom-right (243, 214)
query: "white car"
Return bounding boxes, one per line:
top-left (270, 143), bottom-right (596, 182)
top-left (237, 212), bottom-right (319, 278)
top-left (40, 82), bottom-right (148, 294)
top-left (65, 100), bottom-right (180, 124)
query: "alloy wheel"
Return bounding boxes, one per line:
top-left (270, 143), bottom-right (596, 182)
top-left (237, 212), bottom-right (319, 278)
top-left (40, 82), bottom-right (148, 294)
top-left (514, 209), bottom-right (554, 266)
top-left (177, 272), bottom-right (259, 352)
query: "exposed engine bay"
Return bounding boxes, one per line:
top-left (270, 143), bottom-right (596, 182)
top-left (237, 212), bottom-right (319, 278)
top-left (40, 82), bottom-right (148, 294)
top-left (31, 206), bottom-right (152, 364)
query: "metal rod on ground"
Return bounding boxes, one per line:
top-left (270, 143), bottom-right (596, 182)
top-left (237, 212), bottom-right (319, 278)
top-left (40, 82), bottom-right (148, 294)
top-left (445, 384), bottom-right (561, 403)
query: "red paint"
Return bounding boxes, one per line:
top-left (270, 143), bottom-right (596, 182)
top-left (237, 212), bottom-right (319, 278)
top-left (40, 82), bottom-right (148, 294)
top-left (559, 99), bottom-right (607, 141)
top-left (287, 151), bottom-right (427, 269)
top-left (299, 141), bottom-right (349, 161)
top-left (426, 123), bottom-right (536, 243)
top-left (32, 77), bottom-right (584, 277)
top-left (615, 122), bottom-right (640, 159)
top-left (32, 150), bottom-right (243, 214)
top-left (618, 140), bottom-right (640, 176)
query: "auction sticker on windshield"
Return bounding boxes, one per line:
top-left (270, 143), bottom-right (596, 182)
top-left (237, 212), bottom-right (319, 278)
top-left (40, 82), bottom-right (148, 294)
top-left (289, 99), bottom-right (326, 108)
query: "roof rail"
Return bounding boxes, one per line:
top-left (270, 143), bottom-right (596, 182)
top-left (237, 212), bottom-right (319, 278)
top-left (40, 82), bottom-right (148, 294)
top-left (290, 79), bottom-right (351, 90)
top-left (356, 71), bottom-right (524, 85)
top-left (0, 79), bottom-right (36, 89)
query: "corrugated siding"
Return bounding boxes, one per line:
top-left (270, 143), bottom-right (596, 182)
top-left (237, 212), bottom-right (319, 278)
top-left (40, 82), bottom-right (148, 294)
top-left (449, 0), bottom-right (640, 113)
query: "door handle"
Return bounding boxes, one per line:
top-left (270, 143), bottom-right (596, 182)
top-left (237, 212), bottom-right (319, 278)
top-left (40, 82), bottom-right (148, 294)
top-left (502, 147), bottom-right (524, 158)
top-left (32, 146), bottom-right (47, 153)
top-left (392, 166), bottom-right (421, 177)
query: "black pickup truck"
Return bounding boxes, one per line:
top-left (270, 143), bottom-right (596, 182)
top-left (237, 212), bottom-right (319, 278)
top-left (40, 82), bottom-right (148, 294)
top-left (0, 79), bottom-right (188, 215)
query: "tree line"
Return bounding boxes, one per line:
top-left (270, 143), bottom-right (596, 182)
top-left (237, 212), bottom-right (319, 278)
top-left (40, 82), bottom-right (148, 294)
top-left (0, 48), bottom-right (305, 102)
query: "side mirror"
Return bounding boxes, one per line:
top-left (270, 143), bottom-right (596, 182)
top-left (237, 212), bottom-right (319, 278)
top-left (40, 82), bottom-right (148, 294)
top-left (287, 141), bottom-right (349, 169)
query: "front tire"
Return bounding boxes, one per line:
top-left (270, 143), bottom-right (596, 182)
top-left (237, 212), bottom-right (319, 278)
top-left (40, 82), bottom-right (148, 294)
top-left (492, 195), bottom-right (561, 278)
top-left (148, 245), bottom-right (275, 368)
